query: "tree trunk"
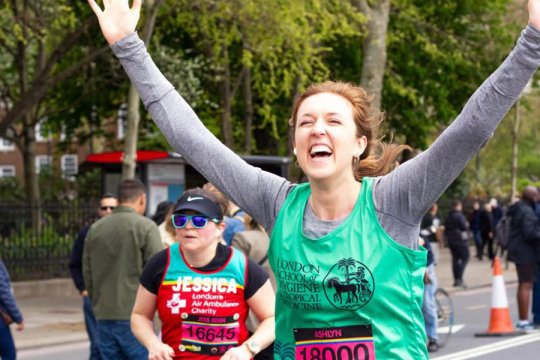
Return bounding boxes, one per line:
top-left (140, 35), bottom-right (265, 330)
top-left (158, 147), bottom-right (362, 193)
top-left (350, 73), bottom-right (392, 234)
top-left (218, 48), bottom-right (234, 149)
top-left (510, 102), bottom-right (520, 202)
top-left (122, 0), bottom-right (165, 180)
top-left (14, 0), bottom-right (40, 231)
top-left (357, 0), bottom-right (390, 111)
top-left (122, 86), bottom-right (141, 180)
top-left (242, 65), bottom-right (253, 154)
top-left (21, 117), bottom-right (41, 232)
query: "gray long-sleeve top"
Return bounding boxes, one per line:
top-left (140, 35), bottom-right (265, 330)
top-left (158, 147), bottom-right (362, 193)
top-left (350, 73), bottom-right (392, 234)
top-left (111, 25), bottom-right (540, 250)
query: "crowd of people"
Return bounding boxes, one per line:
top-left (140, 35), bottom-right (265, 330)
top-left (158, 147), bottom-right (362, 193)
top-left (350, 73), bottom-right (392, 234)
top-left (63, 175), bottom-right (540, 358)
top-left (84, 0), bottom-right (540, 357)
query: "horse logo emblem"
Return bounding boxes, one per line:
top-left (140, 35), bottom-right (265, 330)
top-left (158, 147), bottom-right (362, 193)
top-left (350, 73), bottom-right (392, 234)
top-left (323, 258), bottom-right (374, 310)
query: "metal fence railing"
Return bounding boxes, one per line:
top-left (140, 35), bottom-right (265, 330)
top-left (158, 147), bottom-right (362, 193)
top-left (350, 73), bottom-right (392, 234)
top-left (0, 203), bottom-right (97, 281)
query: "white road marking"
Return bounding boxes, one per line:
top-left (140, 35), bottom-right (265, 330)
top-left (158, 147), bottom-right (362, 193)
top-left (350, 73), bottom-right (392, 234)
top-left (18, 342), bottom-right (89, 359)
top-left (437, 324), bottom-right (465, 334)
top-left (431, 333), bottom-right (540, 360)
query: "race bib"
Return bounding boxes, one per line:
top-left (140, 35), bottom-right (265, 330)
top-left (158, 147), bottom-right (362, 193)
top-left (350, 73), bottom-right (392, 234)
top-left (179, 314), bottom-right (240, 356)
top-left (294, 324), bottom-right (376, 360)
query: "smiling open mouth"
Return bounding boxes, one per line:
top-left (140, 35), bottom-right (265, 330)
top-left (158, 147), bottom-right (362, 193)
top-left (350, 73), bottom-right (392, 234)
top-left (310, 145), bottom-right (333, 159)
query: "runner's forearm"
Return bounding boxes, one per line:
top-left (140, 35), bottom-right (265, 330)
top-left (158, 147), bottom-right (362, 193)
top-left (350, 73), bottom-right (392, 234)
top-left (374, 25), bottom-right (540, 236)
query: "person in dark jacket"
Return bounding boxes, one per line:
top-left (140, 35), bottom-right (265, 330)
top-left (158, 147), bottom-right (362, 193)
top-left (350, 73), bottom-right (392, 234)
top-left (479, 202), bottom-right (494, 260)
top-left (69, 193), bottom-right (117, 360)
top-left (420, 203), bottom-right (442, 262)
top-left (490, 198), bottom-right (503, 229)
top-left (0, 259), bottom-right (24, 360)
top-left (507, 186), bottom-right (540, 331)
top-left (444, 200), bottom-right (470, 288)
top-left (534, 191), bottom-right (540, 326)
top-left (151, 200), bottom-right (173, 225)
top-left (469, 201), bottom-right (483, 260)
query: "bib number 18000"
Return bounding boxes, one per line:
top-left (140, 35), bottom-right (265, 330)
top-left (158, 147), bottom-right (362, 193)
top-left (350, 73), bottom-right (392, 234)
top-left (294, 325), bottom-right (376, 360)
top-left (298, 343), bottom-right (371, 360)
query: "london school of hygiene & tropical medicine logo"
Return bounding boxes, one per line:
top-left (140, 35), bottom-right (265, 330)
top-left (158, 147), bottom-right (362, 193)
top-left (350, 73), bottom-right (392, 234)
top-left (323, 258), bottom-right (375, 310)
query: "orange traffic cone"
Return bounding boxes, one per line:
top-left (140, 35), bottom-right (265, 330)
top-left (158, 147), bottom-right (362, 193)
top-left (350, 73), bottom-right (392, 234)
top-left (475, 256), bottom-right (522, 337)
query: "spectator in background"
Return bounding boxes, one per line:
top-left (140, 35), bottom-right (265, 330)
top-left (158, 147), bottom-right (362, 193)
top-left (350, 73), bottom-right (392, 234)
top-left (479, 202), bottom-right (494, 261)
top-left (223, 204), bottom-right (246, 246)
top-left (152, 201), bottom-right (175, 247)
top-left (469, 201), bottom-right (483, 260)
top-left (83, 179), bottom-right (163, 359)
top-left (445, 200), bottom-right (470, 289)
top-left (203, 183), bottom-right (246, 245)
top-left (534, 189), bottom-right (540, 327)
top-left (507, 186), bottom-right (540, 332)
top-left (69, 193), bottom-right (117, 360)
top-left (0, 258), bottom-right (24, 360)
top-left (420, 204), bottom-right (441, 263)
top-left (151, 201), bottom-right (173, 225)
top-left (490, 198), bottom-right (503, 230)
top-left (232, 215), bottom-right (275, 289)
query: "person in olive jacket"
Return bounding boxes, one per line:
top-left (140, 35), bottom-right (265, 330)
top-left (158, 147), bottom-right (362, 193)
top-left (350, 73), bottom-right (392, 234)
top-left (507, 186), bottom-right (540, 331)
top-left (444, 200), bottom-right (470, 288)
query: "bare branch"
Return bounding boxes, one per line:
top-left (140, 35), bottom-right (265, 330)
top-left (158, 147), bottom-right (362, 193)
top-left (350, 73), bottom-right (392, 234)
top-left (0, 36), bottom-right (16, 57)
top-left (141, 0), bottom-right (166, 46)
top-left (0, 44), bottom-right (109, 136)
top-left (33, 16), bottom-right (98, 83)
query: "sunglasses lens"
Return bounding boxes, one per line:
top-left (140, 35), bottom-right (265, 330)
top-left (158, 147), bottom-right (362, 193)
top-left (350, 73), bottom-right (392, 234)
top-left (172, 215), bottom-right (188, 228)
top-left (191, 216), bottom-right (208, 228)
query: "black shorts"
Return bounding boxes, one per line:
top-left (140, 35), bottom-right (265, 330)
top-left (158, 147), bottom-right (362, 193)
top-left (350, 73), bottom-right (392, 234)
top-left (516, 263), bottom-right (538, 283)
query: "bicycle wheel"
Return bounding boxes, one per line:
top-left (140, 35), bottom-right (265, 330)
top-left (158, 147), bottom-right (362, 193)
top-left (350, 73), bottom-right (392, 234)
top-left (435, 288), bottom-right (454, 347)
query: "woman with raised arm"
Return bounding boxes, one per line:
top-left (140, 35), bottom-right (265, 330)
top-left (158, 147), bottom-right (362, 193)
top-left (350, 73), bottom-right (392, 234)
top-left (89, 0), bottom-right (540, 358)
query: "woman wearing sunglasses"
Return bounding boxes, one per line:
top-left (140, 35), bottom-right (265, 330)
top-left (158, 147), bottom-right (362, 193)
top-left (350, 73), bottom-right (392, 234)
top-left (131, 188), bottom-right (275, 360)
top-left (89, 0), bottom-right (540, 358)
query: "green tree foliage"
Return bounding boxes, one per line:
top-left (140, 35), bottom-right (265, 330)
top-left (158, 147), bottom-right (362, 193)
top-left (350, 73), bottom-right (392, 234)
top-left (384, 0), bottom-right (516, 149)
top-left (327, 0), bottom-right (516, 150)
top-left (463, 90), bottom-right (540, 199)
top-left (0, 1), bottom-right (109, 135)
top-left (0, 1), bottom-right (110, 206)
top-left (155, 0), bottom-right (363, 154)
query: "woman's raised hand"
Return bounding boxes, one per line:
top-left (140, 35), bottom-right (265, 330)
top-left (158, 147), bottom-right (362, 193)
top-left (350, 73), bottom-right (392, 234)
top-left (530, 0), bottom-right (540, 30)
top-left (87, 0), bottom-right (142, 45)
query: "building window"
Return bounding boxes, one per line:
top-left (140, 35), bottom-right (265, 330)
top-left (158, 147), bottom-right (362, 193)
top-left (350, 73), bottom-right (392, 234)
top-left (0, 138), bottom-right (15, 151)
top-left (61, 154), bottom-right (78, 176)
top-left (35, 155), bottom-right (52, 174)
top-left (0, 166), bottom-right (15, 177)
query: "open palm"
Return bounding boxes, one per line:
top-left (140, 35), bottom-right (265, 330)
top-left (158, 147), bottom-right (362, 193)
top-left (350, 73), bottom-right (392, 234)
top-left (88, 0), bottom-right (142, 45)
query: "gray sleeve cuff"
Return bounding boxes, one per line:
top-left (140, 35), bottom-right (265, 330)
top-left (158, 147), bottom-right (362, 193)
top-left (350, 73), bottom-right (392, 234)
top-left (110, 32), bottom-right (143, 59)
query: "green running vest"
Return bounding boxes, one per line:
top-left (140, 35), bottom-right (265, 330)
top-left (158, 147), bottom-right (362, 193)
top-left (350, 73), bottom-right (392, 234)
top-left (268, 178), bottom-right (428, 359)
